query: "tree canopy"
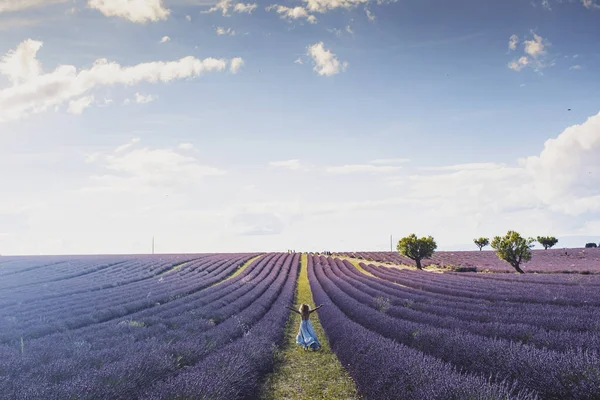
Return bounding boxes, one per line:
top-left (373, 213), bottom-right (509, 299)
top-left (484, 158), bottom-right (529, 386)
top-left (397, 234), bottom-right (437, 270)
top-left (473, 237), bottom-right (490, 251)
top-left (491, 231), bottom-right (535, 273)
top-left (585, 243), bottom-right (598, 248)
top-left (536, 236), bottom-right (558, 250)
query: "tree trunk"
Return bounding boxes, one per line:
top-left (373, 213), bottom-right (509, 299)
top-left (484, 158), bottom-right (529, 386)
top-left (513, 264), bottom-right (525, 274)
top-left (415, 258), bottom-right (422, 270)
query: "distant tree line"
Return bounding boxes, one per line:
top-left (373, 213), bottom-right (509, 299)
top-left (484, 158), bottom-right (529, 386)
top-left (473, 235), bottom-right (558, 252)
top-left (395, 232), bottom-right (600, 274)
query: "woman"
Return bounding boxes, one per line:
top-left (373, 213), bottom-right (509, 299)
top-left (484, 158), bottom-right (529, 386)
top-left (286, 303), bottom-right (324, 350)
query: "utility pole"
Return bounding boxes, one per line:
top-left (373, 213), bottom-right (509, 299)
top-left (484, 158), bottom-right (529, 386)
top-left (152, 236), bottom-right (155, 255)
top-left (390, 234), bottom-right (393, 252)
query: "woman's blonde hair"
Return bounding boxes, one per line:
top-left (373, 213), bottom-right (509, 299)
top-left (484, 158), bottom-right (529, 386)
top-left (299, 304), bottom-right (309, 314)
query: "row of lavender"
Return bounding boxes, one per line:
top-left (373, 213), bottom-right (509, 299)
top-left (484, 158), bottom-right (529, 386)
top-left (0, 254), bottom-right (203, 287)
top-left (311, 255), bottom-right (600, 399)
top-left (1, 253), bottom-right (249, 343)
top-left (0, 252), bottom-right (298, 399)
top-left (342, 248), bottom-right (600, 273)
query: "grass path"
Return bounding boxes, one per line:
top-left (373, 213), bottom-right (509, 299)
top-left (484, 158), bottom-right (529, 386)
top-left (260, 254), bottom-right (360, 400)
top-left (334, 256), bottom-right (419, 287)
top-left (157, 259), bottom-right (199, 276)
top-left (210, 254), bottom-right (264, 287)
top-left (337, 255), bottom-right (445, 274)
top-left (334, 256), bottom-right (379, 277)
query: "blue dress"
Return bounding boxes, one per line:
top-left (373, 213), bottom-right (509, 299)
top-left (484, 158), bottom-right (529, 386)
top-left (296, 319), bottom-right (321, 349)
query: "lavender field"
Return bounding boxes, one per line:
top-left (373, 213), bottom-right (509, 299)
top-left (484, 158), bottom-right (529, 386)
top-left (311, 255), bottom-right (600, 399)
top-left (343, 248), bottom-right (600, 273)
top-left (0, 253), bottom-right (298, 399)
top-left (1, 252), bottom-right (599, 399)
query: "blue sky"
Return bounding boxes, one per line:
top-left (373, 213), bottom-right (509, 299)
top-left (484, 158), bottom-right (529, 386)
top-left (1, 0), bottom-right (600, 255)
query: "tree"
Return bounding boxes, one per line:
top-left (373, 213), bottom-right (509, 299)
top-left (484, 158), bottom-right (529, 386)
top-left (491, 231), bottom-right (535, 274)
top-left (536, 236), bottom-right (558, 250)
top-left (473, 237), bottom-right (490, 251)
top-left (397, 234), bottom-right (437, 270)
top-left (585, 243), bottom-right (598, 248)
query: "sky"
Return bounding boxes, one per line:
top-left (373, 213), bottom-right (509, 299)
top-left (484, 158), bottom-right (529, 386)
top-left (1, 0), bottom-right (600, 255)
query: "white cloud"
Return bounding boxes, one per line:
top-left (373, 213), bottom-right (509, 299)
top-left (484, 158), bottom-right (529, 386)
top-left (570, 65), bottom-right (582, 70)
top-left (159, 36), bottom-right (171, 43)
top-left (404, 165), bottom-right (537, 218)
top-left (229, 57), bottom-right (244, 73)
top-left (270, 0), bottom-right (391, 16)
top-left (216, 27), bottom-right (236, 36)
top-left (346, 25), bottom-right (353, 34)
top-left (6, 110), bottom-right (600, 254)
top-left (370, 158), bottom-right (410, 164)
top-left (303, 0), bottom-right (368, 13)
top-left (326, 164), bottom-right (402, 174)
top-left (185, 14), bottom-right (191, 21)
top-left (114, 137), bottom-right (141, 153)
top-left (508, 31), bottom-right (550, 72)
top-left (0, 0), bottom-right (67, 13)
top-left (134, 93), bottom-right (157, 103)
top-left (0, 39), bottom-right (43, 85)
top-left (307, 42), bottom-right (347, 76)
top-left (508, 34), bottom-right (519, 50)
top-left (85, 152), bottom-right (102, 163)
top-left (84, 141), bottom-right (226, 193)
top-left (384, 176), bottom-right (406, 187)
top-left (523, 33), bottom-right (547, 58)
top-left (328, 28), bottom-right (342, 36)
top-left (88, 0), bottom-right (170, 23)
top-left (398, 111), bottom-right (600, 219)
top-left (266, 5), bottom-right (316, 23)
top-left (420, 162), bottom-right (507, 172)
top-left (269, 159), bottom-right (310, 171)
top-left (67, 95), bottom-right (94, 114)
top-left (178, 142), bottom-right (194, 150)
top-left (0, 39), bottom-right (240, 122)
top-left (508, 56), bottom-right (530, 71)
top-left (522, 111), bottom-right (600, 215)
top-left (202, 0), bottom-right (256, 15)
top-left (230, 211), bottom-right (284, 236)
top-left (0, 16), bottom-right (45, 31)
top-left (582, 0), bottom-right (600, 9)
top-left (233, 2), bottom-right (256, 12)
top-left (294, 58), bottom-right (304, 64)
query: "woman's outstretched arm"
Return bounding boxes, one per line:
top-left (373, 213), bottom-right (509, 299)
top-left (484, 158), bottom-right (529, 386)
top-left (309, 304), bottom-right (324, 313)
top-left (286, 305), bottom-right (301, 314)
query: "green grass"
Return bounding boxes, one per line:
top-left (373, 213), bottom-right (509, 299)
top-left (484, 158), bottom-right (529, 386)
top-left (210, 254), bottom-right (263, 287)
top-left (340, 255), bottom-right (446, 275)
top-left (260, 254), bottom-right (360, 400)
top-left (157, 260), bottom-right (196, 276)
top-left (336, 256), bottom-right (377, 277)
top-left (228, 255), bottom-right (264, 280)
top-left (336, 256), bottom-right (419, 287)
